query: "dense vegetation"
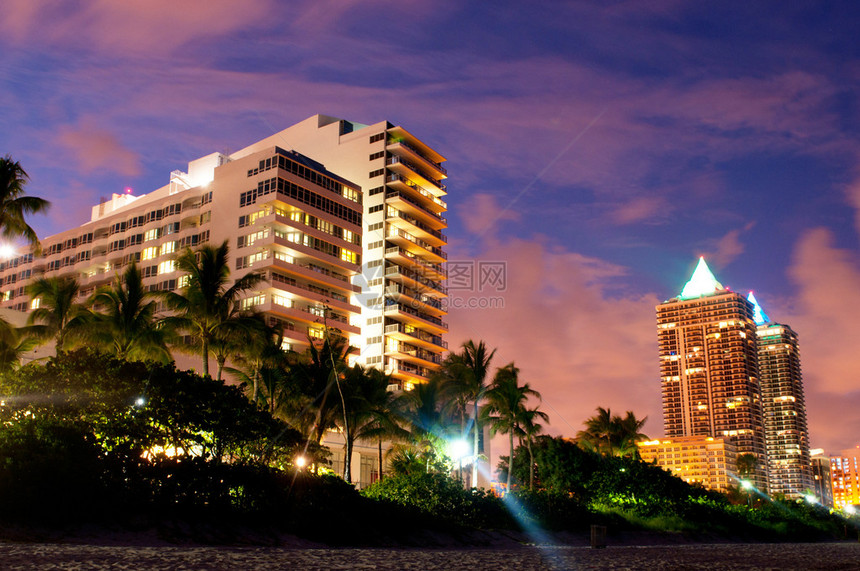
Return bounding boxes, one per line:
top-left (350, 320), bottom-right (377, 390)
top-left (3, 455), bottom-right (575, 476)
top-left (0, 157), bottom-right (856, 545)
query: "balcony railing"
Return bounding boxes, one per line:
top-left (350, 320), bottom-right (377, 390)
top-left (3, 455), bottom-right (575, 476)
top-left (385, 323), bottom-right (448, 349)
top-left (385, 302), bottom-right (448, 329)
top-left (391, 140), bottom-right (447, 176)
top-left (386, 155), bottom-right (445, 188)
top-left (385, 247), bottom-right (446, 278)
top-left (385, 264), bottom-right (447, 295)
top-left (386, 208), bottom-right (447, 242)
top-left (386, 174), bottom-right (447, 208)
top-left (387, 227), bottom-right (447, 260)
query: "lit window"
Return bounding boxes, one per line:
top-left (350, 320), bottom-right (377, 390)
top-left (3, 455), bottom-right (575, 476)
top-left (160, 241), bottom-right (176, 256)
top-left (158, 260), bottom-right (175, 274)
top-left (144, 229), bottom-right (160, 242)
top-left (141, 246), bottom-right (159, 260)
top-left (30, 297), bottom-right (40, 309)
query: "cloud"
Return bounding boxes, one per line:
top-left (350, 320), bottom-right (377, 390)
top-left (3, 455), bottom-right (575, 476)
top-left (704, 221), bottom-right (756, 267)
top-left (0, 0), bottom-right (273, 55)
top-left (57, 119), bottom-right (141, 177)
top-left (609, 195), bottom-right (665, 225)
top-left (446, 234), bottom-right (662, 439)
top-left (459, 193), bottom-right (521, 241)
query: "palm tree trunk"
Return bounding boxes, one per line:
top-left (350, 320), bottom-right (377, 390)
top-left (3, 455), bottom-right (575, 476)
top-left (377, 439), bottom-right (383, 483)
top-left (343, 438), bottom-right (352, 483)
top-left (506, 430), bottom-right (514, 493)
top-left (528, 440), bottom-right (535, 490)
top-left (472, 400), bottom-right (479, 487)
top-left (201, 338), bottom-right (210, 377)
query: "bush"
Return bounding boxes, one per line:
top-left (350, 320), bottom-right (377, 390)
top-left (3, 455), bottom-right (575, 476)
top-left (363, 472), bottom-right (515, 529)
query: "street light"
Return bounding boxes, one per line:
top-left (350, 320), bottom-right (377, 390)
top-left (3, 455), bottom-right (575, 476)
top-left (741, 480), bottom-right (753, 508)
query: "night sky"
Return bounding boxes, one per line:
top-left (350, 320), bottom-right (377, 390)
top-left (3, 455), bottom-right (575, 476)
top-left (3, 1), bottom-right (859, 454)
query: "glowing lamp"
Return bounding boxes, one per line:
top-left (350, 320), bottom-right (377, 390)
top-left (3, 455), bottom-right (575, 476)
top-left (0, 244), bottom-right (15, 259)
top-left (448, 439), bottom-right (470, 461)
top-left (741, 480), bottom-right (753, 490)
top-left (295, 456), bottom-right (307, 468)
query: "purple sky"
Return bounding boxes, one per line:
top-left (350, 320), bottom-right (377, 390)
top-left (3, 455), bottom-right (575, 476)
top-left (3, 1), bottom-right (860, 454)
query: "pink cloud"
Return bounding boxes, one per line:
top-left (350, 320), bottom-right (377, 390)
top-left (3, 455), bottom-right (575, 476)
top-left (609, 195), bottom-right (665, 225)
top-left (704, 221), bottom-right (756, 267)
top-left (459, 193), bottom-right (521, 240)
top-left (0, 0), bottom-right (273, 54)
top-left (56, 119), bottom-right (141, 177)
top-left (446, 233), bottom-right (662, 440)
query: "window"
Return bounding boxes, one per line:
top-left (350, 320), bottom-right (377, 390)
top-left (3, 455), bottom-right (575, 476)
top-left (144, 228), bottom-right (160, 242)
top-left (369, 133), bottom-right (385, 144)
top-left (369, 151), bottom-right (385, 161)
top-left (368, 186), bottom-right (384, 196)
top-left (368, 204), bottom-right (383, 214)
top-left (30, 298), bottom-right (40, 310)
top-left (158, 260), bottom-right (176, 274)
top-left (160, 241), bottom-right (177, 256)
top-left (368, 222), bottom-right (383, 232)
top-left (369, 169), bottom-right (385, 178)
top-left (342, 186), bottom-right (359, 202)
top-left (141, 246), bottom-right (159, 260)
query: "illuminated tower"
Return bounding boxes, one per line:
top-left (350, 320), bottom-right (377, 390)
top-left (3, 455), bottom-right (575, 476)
top-left (656, 258), bottom-right (768, 490)
top-left (749, 293), bottom-right (814, 499)
top-left (234, 115), bottom-right (448, 390)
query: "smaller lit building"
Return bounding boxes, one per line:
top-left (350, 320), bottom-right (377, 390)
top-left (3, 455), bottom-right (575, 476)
top-left (638, 435), bottom-right (738, 492)
top-left (809, 448), bottom-right (833, 507)
top-left (831, 446), bottom-right (860, 510)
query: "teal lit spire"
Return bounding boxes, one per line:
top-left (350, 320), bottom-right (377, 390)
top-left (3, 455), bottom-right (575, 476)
top-left (679, 257), bottom-right (724, 299)
top-left (747, 291), bottom-right (770, 325)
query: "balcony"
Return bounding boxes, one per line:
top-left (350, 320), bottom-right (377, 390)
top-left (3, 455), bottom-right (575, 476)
top-left (384, 188), bottom-right (447, 229)
top-left (388, 360), bottom-right (431, 383)
top-left (270, 256), bottom-right (360, 294)
top-left (385, 174), bottom-right (446, 212)
top-left (384, 302), bottom-right (447, 334)
top-left (386, 208), bottom-right (447, 246)
top-left (385, 283), bottom-right (445, 316)
top-left (385, 246), bottom-right (446, 281)
top-left (385, 155), bottom-right (446, 195)
top-left (385, 342), bottom-right (442, 368)
top-left (386, 227), bottom-right (446, 263)
top-left (385, 264), bottom-right (447, 297)
top-left (385, 322), bottom-right (447, 351)
top-left (387, 140), bottom-right (447, 177)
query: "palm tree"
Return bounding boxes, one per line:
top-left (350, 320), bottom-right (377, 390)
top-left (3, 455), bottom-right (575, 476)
top-left (576, 407), bottom-right (648, 457)
top-left (451, 339), bottom-right (496, 487)
top-left (518, 405), bottom-right (549, 490)
top-left (293, 333), bottom-right (352, 447)
top-left (86, 262), bottom-right (172, 362)
top-left (26, 275), bottom-right (88, 352)
top-left (615, 410), bottom-right (649, 458)
top-left (159, 241), bottom-right (265, 378)
top-left (397, 377), bottom-right (451, 474)
top-left (0, 156), bottom-right (50, 251)
top-left (228, 322), bottom-right (295, 408)
top-left (335, 365), bottom-right (404, 483)
top-left (0, 320), bottom-right (38, 371)
top-left (482, 363), bottom-right (541, 492)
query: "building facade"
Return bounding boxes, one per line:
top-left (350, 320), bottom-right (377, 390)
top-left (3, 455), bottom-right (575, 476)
top-left (0, 115), bottom-right (448, 392)
top-left (751, 294), bottom-right (814, 500)
top-left (831, 446), bottom-right (860, 510)
top-left (810, 448), bottom-right (834, 507)
top-left (230, 115), bottom-right (448, 390)
top-left (0, 146), bottom-right (366, 363)
top-left (656, 258), bottom-right (769, 491)
top-left (638, 436), bottom-right (738, 492)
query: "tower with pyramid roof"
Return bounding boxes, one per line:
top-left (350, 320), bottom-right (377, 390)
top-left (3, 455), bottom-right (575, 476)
top-left (656, 258), bottom-right (769, 491)
top-left (749, 292), bottom-right (814, 499)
